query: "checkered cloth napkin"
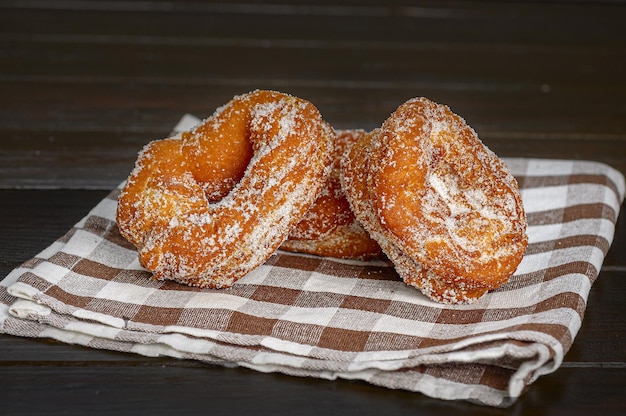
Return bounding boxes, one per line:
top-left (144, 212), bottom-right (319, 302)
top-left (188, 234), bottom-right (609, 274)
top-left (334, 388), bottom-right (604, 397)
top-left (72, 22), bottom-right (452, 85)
top-left (1, 116), bottom-right (624, 407)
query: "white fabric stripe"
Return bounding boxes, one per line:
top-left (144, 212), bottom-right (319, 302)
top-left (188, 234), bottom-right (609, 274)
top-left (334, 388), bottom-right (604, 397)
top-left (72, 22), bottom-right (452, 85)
top-left (513, 158), bottom-right (621, 182)
top-left (172, 113), bottom-right (200, 132)
top-left (93, 280), bottom-right (157, 305)
top-left (301, 270), bottom-right (359, 295)
top-left (39, 325), bottom-right (100, 347)
top-left (364, 306), bottom-right (581, 339)
top-left (526, 217), bottom-right (616, 245)
top-left (61, 229), bottom-right (104, 258)
top-left (87, 239), bottom-right (139, 270)
top-left (489, 273), bottom-right (592, 307)
top-left (37, 240), bottom-right (67, 260)
top-left (522, 159), bottom-right (574, 177)
top-left (65, 320), bottom-right (123, 340)
top-left (20, 261), bottom-right (69, 286)
top-left (71, 308), bottom-right (126, 328)
top-left (75, 198), bottom-right (118, 225)
top-left (513, 244), bottom-right (605, 276)
top-left (521, 183), bottom-right (620, 214)
top-left (8, 298), bottom-right (52, 319)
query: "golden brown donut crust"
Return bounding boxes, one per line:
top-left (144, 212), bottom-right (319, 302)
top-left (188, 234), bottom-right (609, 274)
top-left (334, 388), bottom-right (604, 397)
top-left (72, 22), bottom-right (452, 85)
top-left (116, 90), bottom-right (334, 288)
top-left (341, 97), bottom-right (528, 304)
top-left (281, 129), bottom-right (382, 260)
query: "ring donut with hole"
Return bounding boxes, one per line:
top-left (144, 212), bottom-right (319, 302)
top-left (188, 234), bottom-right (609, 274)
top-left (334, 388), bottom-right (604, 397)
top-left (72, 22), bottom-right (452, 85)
top-left (116, 90), bottom-right (334, 288)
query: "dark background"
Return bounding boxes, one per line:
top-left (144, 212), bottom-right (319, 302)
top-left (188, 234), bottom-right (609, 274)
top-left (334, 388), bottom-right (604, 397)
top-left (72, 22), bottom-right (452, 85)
top-left (1, 1), bottom-right (625, 415)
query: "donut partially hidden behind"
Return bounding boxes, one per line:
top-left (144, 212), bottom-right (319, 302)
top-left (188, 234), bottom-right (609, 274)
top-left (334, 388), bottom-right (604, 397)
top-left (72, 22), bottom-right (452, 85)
top-left (116, 90), bottom-right (334, 289)
top-left (281, 129), bottom-right (383, 260)
top-left (341, 97), bottom-right (528, 304)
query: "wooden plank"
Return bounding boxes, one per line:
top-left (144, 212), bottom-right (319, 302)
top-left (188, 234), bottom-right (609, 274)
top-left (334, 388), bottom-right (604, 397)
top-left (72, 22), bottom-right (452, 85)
top-left (2, 129), bottom-right (625, 190)
top-left (1, 2), bottom-right (624, 47)
top-left (0, 362), bottom-right (623, 415)
top-left (567, 270), bottom-right (626, 362)
top-left (0, 131), bottom-right (155, 189)
top-left (3, 39), bottom-right (625, 89)
top-left (3, 80), bottom-right (624, 136)
top-left (0, 2), bottom-right (624, 414)
top-left (0, 190), bottom-right (109, 267)
top-left (604, 211), bottom-right (626, 267)
top-left (0, 335), bottom-right (158, 363)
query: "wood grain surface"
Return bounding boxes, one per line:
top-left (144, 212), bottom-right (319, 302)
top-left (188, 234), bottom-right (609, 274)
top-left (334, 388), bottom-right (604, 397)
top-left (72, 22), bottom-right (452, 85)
top-left (1, 1), bottom-right (625, 415)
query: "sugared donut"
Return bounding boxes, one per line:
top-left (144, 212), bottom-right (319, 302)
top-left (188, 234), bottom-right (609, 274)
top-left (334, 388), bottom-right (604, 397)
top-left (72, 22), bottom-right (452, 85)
top-left (341, 97), bottom-right (528, 304)
top-left (281, 129), bottom-right (382, 260)
top-left (116, 90), bottom-right (334, 288)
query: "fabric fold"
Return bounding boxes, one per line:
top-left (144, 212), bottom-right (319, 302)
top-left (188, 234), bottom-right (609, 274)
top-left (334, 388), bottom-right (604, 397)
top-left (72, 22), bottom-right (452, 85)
top-left (1, 116), bottom-right (624, 407)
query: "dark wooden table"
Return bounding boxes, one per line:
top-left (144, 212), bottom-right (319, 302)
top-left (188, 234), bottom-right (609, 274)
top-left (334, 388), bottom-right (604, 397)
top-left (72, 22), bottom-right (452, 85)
top-left (2, 1), bottom-right (625, 414)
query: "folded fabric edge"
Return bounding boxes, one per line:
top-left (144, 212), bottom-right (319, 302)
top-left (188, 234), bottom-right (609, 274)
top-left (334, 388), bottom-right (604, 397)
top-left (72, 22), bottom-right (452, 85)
top-left (1, 291), bottom-right (561, 409)
top-left (8, 298), bottom-right (52, 319)
top-left (0, 310), bottom-right (520, 407)
top-left (5, 282), bottom-right (567, 370)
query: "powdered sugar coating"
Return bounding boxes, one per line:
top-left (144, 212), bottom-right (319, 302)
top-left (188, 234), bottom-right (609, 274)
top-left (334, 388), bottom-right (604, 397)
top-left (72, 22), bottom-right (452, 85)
top-left (282, 129), bottom-right (382, 260)
top-left (116, 90), bottom-right (334, 288)
top-left (341, 97), bottom-right (528, 304)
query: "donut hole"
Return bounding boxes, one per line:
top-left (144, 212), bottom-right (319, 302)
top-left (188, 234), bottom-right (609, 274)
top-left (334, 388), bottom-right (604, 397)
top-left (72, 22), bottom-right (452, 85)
top-left (180, 122), bottom-right (254, 204)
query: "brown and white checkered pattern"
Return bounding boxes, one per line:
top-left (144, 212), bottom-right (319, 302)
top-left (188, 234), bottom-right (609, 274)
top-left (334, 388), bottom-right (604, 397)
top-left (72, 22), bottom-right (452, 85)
top-left (1, 128), bottom-right (624, 407)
